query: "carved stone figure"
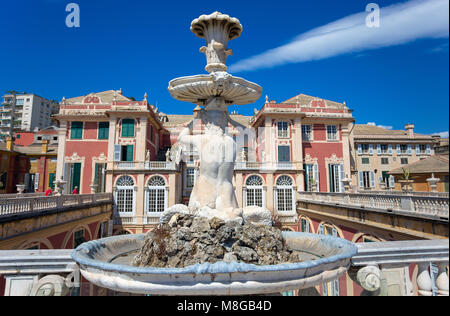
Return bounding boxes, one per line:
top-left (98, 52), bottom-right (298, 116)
top-left (162, 11), bottom-right (264, 223)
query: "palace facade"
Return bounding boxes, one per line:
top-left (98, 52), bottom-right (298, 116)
top-left (52, 89), bottom-right (444, 235)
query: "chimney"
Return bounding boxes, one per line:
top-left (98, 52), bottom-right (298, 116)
top-left (405, 124), bottom-right (415, 138)
top-left (6, 136), bottom-right (13, 151)
top-left (41, 139), bottom-right (49, 153)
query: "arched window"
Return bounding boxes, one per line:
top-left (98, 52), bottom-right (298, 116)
top-left (299, 216), bottom-right (312, 233)
top-left (275, 175), bottom-right (295, 212)
top-left (146, 176), bottom-right (167, 213)
top-left (245, 175), bottom-right (264, 208)
top-left (318, 222), bottom-right (340, 296)
top-left (115, 176), bottom-right (135, 214)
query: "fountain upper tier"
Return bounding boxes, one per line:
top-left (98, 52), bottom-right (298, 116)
top-left (168, 72), bottom-right (262, 107)
top-left (169, 12), bottom-right (262, 107)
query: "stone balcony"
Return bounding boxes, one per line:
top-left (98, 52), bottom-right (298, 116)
top-left (0, 239), bottom-right (447, 296)
top-left (112, 161), bottom-right (178, 171)
top-left (0, 193), bottom-right (113, 218)
top-left (234, 161), bottom-right (302, 171)
top-left (298, 191), bottom-right (449, 220)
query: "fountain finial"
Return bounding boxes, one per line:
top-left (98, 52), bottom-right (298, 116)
top-left (191, 12), bottom-right (243, 73)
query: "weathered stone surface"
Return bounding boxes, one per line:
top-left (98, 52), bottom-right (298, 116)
top-left (160, 204), bottom-right (190, 224)
top-left (242, 206), bottom-right (273, 226)
top-left (133, 214), bottom-right (301, 268)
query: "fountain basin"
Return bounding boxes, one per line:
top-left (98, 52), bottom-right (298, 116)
top-left (168, 74), bottom-right (262, 106)
top-left (71, 232), bottom-right (357, 295)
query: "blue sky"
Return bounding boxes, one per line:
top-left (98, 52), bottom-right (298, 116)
top-left (0, 0), bottom-right (448, 136)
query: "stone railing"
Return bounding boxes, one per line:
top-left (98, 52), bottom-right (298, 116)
top-left (0, 193), bottom-right (113, 218)
top-left (1, 239), bottom-right (446, 296)
top-left (357, 190), bottom-right (449, 198)
top-left (0, 249), bottom-right (80, 296)
top-left (113, 161), bottom-right (178, 171)
top-left (0, 193), bottom-right (45, 199)
top-left (351, 239), bottom-right (449, 296)
top-left (299, 192), bottom-right (449, 219)
top-left (235, 161), bottom-right (302, 171)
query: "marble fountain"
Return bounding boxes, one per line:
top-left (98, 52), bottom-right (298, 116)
top-left (72, 12), bottom-right (357, 296)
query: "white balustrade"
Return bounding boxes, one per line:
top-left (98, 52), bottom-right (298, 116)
top-left (352, 240), bottom-right (449, 296)
top-left (299, 192), bottom-right (449, 220)
top-left (0, 193), bottom-right (114, 218)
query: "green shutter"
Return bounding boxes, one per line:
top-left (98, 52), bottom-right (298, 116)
top-left (122, 119), bottom-right (134, 137)
top-left (126, 145), bottom-right (134, 162)
top-left (71, 122), bottom-right (83, 139)
top-left (304, 165), bottom-right (308, 192)
top-left (72, 163), bottom-right (81, 191)
top-left (98, 122), bottom-right (109, 139)
top-left (328, 164), bottom-right (333, 192)
top-left (48, 173), bottom-right (56, 190)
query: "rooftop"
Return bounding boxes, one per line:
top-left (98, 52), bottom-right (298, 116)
top-left (390, 154), bottom-right (449, 175)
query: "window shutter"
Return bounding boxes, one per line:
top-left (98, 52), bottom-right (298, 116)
top-left (71, 122), bottom-right (83, 139)
top-left (396, 144), bottom-right (401, 154)
top-left (339, 164), bottom-right (345, 193)
top-left (426, 144), bottom-right (431, 155)
top-left (389, 175), bottom-right (395, 188)
top-left (313, 164), bottom-right (320, 192)
top-left (369, 144), bottom-right (373, 155)
top-left (98, 122), bottom-right (109, 139)
top-left (122, 119), bottom-right (134, 137)
top-left (408, 144), bottom-right (412, 156)
top-left (114, 145), bottom-right (122, 161)
top-left (94, 164), bottom-right (99, 185)
top-left (34, 173), bottom-right (40, 191)
top-left (388, 144), bottom-right (393, 155)
top-left (304, 165), bottom-right (309, 192)
top-left (305, 220), bottom-right (310, 233)
top-left (357, 144), bottom-right (362, 155)
top-left (126, 145), bottom-right (134, 162)
top-left (377, 144), bottom-right (381, 155)
top-left (370, 171), bottom-right (375, 188)
top-left (359, 172), bottom-right (364, 188)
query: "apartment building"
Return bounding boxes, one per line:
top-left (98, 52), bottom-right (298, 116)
top-left (0, 93), bottom-right (59, 137)
top-left (351, 124), bottom-right (437, 191)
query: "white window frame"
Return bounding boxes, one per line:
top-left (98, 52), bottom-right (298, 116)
top-left (301, 125), bottom-right (312, 141)
top-left (277, 121), bottom-right (289, 138)
top-left (274, 175), bottom-right (295, 213)
top-left (145, 176), bottom-right (168, 214)
top-left (326, 125), bottom-right (338, 141)
top-left (244, 175), bottom-right (265, 208)
top-left (114, 176), bottom-right (136, 216)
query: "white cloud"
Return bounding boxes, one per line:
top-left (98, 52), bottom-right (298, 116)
top-left (433, 131), bottom-right (449, 138)
top-left (367, 122), bottom-right (393, 130)
top-left (229, 0), bottom-right (449, 73)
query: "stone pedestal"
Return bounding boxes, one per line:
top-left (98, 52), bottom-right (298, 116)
top-left (426, 174), bottom-right (440, 193)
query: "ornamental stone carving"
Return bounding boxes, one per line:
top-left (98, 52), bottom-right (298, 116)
top-left (304, 153), bottom-right (318, 164)
top-left (325, 153), bottom-right (344, 164)
top-left (191, 12), bottom-right (242, 73)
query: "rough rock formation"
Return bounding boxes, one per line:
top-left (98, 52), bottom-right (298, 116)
top-left (133, 214), bottom-right (301, 268)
